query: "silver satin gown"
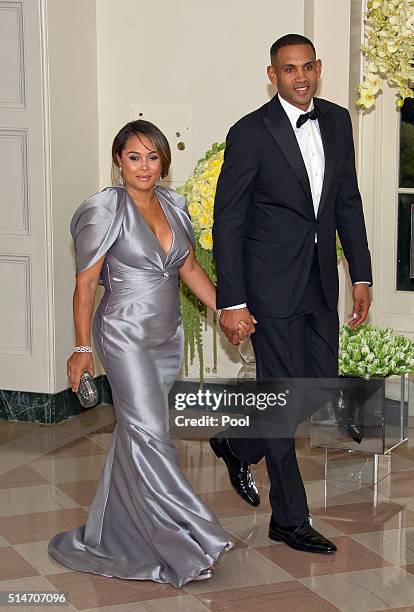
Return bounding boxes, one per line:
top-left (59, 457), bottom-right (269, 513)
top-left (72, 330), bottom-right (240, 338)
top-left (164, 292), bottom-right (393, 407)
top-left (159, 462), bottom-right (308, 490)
top-left (48, 185), bottom-right (233, 587)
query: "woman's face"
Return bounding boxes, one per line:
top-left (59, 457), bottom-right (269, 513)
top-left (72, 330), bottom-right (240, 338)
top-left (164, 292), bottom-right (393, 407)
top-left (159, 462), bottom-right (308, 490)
top-left (117, 134), bottom-right (162, 193)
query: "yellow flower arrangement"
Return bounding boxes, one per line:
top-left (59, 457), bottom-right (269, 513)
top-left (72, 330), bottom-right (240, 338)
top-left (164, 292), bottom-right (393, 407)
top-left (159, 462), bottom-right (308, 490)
top-left (357, 0), bottom-right (414, 109)
top-left (182, 146), bottom-right (224, 250)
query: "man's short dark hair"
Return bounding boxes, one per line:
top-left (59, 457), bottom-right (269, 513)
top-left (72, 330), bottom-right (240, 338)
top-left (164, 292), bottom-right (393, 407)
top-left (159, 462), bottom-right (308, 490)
top-left (270, 34), bottom-right (315, 61)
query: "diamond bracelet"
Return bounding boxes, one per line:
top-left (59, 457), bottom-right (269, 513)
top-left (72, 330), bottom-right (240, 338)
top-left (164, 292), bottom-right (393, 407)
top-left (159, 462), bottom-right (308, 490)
top-left (73, 346), bottom-right (93, 353)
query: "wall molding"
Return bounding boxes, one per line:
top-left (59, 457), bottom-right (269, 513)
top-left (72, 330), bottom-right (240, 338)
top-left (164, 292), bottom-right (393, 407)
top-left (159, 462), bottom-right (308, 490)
top-left (0, 1), bottom-right (26, 110)
top-left (0, 254), bottom-right (32, 355)
top-left (0, 128), bottom-right (29, 236)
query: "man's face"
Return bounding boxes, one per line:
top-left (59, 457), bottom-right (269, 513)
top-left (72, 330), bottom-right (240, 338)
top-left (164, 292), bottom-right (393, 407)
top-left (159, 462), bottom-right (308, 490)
top-left (267, 44), bottom-right (321, 111)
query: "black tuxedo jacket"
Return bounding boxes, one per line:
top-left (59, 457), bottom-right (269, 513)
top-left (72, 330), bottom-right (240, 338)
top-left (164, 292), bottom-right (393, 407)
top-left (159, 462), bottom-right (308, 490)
top-left (213, 95), bottom-right (373, 318)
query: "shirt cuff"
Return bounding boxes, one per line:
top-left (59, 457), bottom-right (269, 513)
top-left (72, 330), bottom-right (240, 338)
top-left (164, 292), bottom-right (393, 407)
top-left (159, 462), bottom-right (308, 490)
top-left (353, 281), bottom-right (370, 285)
top-left (223, 303), bottom-right (247, 310)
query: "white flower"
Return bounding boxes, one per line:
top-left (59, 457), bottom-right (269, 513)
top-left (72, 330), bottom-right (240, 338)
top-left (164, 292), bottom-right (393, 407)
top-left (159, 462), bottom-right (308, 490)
top-left (357, 0), bottom-right (414, 108)
top-left (339, 324), bottom-right (414, 377)
top-left (357, 87), bottom-right (377, 109)
top-left (365, 72), bottom-right (382, 93)
top-left (387, 41), bottom-right (399, 53)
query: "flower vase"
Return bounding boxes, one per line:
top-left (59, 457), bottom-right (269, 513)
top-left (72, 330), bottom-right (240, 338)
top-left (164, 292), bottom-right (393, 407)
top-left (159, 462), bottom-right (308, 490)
top-left (310, 374), bottom-right (411, 484)
top-left (237, 337), bottom-right (256, 380)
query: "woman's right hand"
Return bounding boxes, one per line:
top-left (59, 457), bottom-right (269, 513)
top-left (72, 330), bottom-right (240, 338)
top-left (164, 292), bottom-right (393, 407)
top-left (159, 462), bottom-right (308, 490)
top-left (67, 352), bottom-right (95, 392)
top-left (237, 315), bottom-right (257, 343)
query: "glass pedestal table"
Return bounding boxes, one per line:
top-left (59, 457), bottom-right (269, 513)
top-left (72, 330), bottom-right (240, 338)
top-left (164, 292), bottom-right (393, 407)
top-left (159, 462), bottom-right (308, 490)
top-left (237, 339), bottom-right (411, 488)
top-left (310, 374), bottom-right (411, 486)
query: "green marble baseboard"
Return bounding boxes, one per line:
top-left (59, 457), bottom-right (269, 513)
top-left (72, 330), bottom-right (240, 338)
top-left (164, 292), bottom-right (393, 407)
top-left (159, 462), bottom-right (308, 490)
top-left (0, 379), bottom-right (239, 425)
top-left (0, 376), bottom-right (113, 424)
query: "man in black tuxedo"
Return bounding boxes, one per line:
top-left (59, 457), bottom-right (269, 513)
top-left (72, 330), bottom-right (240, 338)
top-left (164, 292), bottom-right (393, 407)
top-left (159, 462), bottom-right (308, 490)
top-left (210, 34), bottom-right (372, 554)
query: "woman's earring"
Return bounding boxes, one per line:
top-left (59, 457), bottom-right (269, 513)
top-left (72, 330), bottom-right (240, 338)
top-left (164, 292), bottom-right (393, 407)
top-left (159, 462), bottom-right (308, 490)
top-left (118, 166), bottom-right (124, 186)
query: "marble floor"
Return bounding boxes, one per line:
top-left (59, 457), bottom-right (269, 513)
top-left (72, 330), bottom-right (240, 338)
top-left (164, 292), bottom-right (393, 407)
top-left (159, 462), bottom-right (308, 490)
top-left (1, 406), bottom-right (414, 611)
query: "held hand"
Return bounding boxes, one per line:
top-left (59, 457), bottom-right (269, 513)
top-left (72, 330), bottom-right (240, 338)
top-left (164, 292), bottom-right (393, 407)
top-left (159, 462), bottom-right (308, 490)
top-left (348, 284), bottom-right (371, 329)
top-left (219, 307), bottom-right (257, 346)
top-left (238, 315), bottom-right (257, 341)
top-left (67, 352), bottom-right (95, 392)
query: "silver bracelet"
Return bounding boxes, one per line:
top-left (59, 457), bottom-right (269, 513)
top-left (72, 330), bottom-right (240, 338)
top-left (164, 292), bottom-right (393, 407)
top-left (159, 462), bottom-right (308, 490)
top-left (73, 345), bottom-right (93, 353)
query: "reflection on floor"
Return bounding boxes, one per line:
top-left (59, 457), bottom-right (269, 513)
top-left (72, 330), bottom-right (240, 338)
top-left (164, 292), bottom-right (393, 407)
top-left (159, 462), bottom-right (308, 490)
top-left (1, 405), bottom-right (414, 611)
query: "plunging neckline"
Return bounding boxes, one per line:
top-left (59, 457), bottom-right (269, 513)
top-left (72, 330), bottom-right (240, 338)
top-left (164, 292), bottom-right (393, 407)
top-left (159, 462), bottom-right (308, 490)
top-left (126, 188), bottom-right (174, 259)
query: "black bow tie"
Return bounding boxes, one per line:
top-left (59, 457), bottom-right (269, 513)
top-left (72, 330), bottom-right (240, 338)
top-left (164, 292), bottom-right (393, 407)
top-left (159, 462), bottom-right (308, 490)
top-left (296, 109), bottom-right (318, 129)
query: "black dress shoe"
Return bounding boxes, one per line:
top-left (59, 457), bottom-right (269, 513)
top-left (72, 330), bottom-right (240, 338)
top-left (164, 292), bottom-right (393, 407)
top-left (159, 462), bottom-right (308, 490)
top-left (269, 516), bottom-right (337, 554)
top-left (336, 389), bottom-right (362, 444)
top-left (209, 437), bottom-right (260, 507)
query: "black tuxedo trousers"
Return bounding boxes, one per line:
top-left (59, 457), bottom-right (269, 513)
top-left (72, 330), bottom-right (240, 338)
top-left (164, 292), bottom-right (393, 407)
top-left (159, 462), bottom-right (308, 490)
top-left (230, 248), bottom-right (339, 527)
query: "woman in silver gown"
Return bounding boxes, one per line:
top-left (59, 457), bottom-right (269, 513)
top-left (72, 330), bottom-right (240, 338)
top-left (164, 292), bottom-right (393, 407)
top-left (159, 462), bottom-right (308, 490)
top-left (48, 120), bottom-right (242, 587)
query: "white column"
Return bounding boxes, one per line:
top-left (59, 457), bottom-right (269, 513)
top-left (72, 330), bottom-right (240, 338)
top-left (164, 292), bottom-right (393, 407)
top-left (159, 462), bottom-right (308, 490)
top-left (45, 0), bottom-right (100, 391)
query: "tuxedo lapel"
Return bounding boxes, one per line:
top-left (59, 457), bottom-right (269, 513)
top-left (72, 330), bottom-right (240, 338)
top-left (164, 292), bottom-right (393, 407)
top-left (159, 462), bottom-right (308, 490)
top-left (263, 97), bottom-right (313, 208)
top-left (314, 99), bottom-right (336, 217)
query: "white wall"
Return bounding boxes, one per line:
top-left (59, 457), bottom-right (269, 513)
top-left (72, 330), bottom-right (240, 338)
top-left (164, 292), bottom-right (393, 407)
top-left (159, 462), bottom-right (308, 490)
top-left (46, 0), bottom-right (100, 390)
top-left (96, 0), bottom-right (305, 185)
top-left (305, 0), bottom-right (352, 107)
top-left (95, 0), bottom-right (305, 377)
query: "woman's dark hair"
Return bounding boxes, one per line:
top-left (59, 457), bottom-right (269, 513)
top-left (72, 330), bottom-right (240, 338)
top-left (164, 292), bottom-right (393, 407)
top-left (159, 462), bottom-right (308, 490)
top-left (112, 119), bottom-right (171, 179)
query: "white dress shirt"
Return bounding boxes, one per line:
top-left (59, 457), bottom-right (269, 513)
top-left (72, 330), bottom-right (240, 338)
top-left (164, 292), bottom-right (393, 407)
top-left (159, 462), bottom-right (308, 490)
top-left (224, 94), bottom-right (367, 311)
top-left (278, 95), bottom-right (324, 219)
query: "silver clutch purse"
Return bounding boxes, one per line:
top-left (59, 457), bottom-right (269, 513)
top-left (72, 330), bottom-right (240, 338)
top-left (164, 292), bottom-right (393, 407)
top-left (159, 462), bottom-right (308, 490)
top-left (76, 371), bottom-right (99, 408)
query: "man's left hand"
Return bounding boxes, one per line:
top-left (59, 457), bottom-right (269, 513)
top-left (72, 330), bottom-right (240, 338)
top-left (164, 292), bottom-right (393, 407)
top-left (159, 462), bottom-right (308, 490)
top-left (348, 284), bottom-right (371, 329)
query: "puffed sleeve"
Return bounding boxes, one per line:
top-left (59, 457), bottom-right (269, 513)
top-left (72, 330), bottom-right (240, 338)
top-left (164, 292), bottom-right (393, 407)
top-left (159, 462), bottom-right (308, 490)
top-left (155, 185), bottom-right (195, 248)
top-left (70, 187), bottom-right (126, 280)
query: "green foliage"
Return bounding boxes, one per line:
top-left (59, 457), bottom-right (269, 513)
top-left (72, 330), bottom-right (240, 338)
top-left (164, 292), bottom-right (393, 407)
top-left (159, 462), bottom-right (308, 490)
top-left (198, 142), bottom-right (226, 163)
top-left (336, 233), bottom-right (344, 263)
top-left (178, 144), bottom-right (223, 379)
top-left (179, 241), bottom-right (217, 378)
